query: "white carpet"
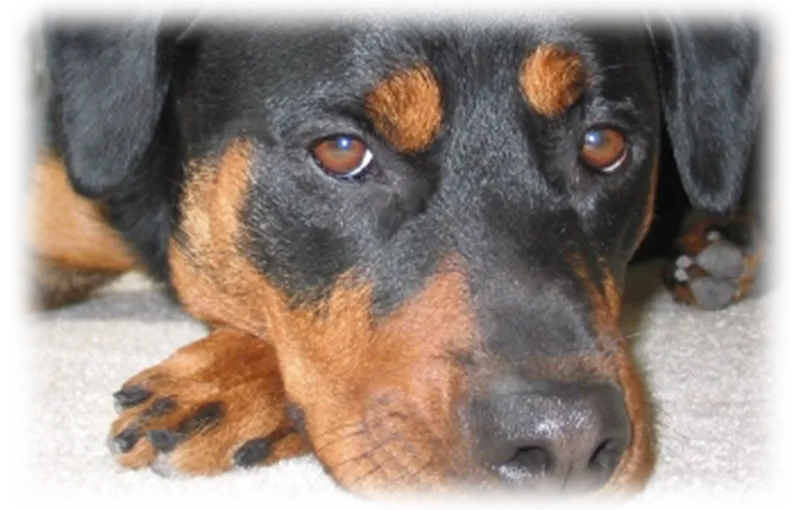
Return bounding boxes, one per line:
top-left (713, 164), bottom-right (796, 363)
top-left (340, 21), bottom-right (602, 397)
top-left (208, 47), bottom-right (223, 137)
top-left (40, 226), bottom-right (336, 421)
top-left (25, 261), bottom-right (773, 505)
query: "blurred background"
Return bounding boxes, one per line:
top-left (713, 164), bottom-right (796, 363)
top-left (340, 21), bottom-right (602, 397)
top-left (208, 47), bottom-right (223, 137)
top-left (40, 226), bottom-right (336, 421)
top-left (0, 0), bottom-right (43, 159)
top-left (0, 0), bottom-right (44, 268)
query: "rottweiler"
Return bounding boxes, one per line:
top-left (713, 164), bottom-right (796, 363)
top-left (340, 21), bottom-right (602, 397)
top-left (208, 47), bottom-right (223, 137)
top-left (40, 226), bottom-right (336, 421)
top-left (29, 16), bottom-right (766, 495)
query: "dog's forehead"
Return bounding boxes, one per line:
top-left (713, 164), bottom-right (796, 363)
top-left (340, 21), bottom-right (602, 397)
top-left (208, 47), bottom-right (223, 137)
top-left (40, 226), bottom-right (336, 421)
top-left (174, 20), bottom-right (663, 341)
top-left (190, 21), bottom-right (653, 106)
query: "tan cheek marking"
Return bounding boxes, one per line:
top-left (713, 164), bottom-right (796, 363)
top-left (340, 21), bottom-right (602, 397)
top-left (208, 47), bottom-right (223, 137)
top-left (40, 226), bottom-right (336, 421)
top-left (634, 156), bottom-right (661, 251)
top-left (170, 142), bottom-right (472, 422)
top-left (169, 141), bottom-right (475, 487)
top-left (571, 255), bottom-right (654, 493)
top-left (285, 265), bottom-right (474, 393)
top-left (365, 65), bottom-right (443, 153)
top-left (169, 139), bottom-right (280, 332)
top-left (273, 263), bottom-right (476, 489)
top-left (571, 255), bottom-right (621, 335)
top-left (603, 342), bottom-right (655, 494)
top-left (519, 44), bottom-right (586, 117)
top-left (29, 156), bottom-right (137, 272)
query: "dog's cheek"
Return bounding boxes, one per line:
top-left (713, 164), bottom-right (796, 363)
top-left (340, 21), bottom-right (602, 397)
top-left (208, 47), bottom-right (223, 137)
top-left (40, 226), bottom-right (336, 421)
top-left (272, 266), bottom-right (478, 489)
top-left (571, 256), bottom-right (655, 493)
top-left (168, 138), bottom-right (291, 333)
top-left (284, 268), bottom-right (474, 412)
top-left (575, 291), bottom-right (656, 496)
top-left (631, 157), bottom-right (661, 254)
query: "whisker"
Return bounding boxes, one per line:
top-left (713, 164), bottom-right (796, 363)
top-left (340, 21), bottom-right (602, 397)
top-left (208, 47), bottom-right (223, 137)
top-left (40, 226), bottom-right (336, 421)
top-left (312, 410), bottom-right (402, 453)
top-left (312, 407), bottom-right (410, 457)
top-left (595, 62), bottom-right (635, 73)
top-left (390, 461), bottom-right (432, 508)
top-left (350, 456), bottom-right (389, 488)
top-left (312, 422), bottom-right (368, 454)
top-left (621, 329), bottom-right (649, 340)
top-left (326, 435), bottom-right (393, 471)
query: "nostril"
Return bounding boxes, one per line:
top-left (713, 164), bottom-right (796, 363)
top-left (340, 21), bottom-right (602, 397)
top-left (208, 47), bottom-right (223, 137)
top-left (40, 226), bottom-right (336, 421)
top-left (475, 381), bottom-right (630, 489)
top-left (588, 438), bottom-right (626, 474)
top-left (496, 446), bottom-right (552, 482)
top-left (511, 446), bottom-right (551, 474)
top-left (495, 446), bottom-right (556, 488)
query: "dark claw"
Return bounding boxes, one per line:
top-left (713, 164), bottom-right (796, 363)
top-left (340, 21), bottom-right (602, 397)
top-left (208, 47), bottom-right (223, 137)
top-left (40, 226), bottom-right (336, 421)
top-left (147, 429), bottom-right (183, 453)
top-left (176, 402), bottom-right (224, 435)
top-left (233, 437), bottom-right (272, 468)
top-left (142, 397), bottom-right (179, 418)
top-left (113, 386), bottom-right (152, 411)
top-left (113, 428), bottom-right (142, 453)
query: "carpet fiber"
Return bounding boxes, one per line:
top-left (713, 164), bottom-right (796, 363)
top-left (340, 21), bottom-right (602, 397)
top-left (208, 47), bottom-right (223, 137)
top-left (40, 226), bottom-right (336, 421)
top-left (27, 260), bottom-right (772, 503)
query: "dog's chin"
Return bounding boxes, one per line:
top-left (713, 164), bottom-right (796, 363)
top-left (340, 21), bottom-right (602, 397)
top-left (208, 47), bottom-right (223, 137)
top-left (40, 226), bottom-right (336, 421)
top-left (307, 427), bottom-right (460, 493)
top-left (310, 410), bottom-right (643, 509)
top-left (315, 439), bottom-right (638, 498)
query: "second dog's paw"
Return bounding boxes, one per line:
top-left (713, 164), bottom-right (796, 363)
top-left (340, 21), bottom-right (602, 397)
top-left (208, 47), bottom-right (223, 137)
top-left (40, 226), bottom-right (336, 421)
top-left (663, 216), bottom-right (762, 310)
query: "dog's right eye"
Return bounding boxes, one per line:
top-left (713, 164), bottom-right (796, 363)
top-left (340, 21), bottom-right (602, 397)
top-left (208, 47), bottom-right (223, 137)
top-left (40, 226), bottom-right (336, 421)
top-left (580, 127), bottom-right (627, 173)
top-left (310, 135), bottom-right (374, 179)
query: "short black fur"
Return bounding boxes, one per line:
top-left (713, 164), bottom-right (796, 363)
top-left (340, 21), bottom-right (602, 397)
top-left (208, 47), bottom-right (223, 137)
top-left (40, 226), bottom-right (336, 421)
top-left (41, 17), bottom-right (764, 342)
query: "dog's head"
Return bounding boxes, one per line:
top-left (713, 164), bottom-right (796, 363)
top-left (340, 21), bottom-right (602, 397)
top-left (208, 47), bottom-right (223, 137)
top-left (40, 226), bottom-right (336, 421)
top-left (44, 17), bottom-right (763, 494)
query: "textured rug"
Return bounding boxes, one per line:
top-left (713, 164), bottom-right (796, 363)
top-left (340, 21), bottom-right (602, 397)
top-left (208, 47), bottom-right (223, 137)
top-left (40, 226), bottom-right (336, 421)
top-left (26, 260), bottom-right (773, 505)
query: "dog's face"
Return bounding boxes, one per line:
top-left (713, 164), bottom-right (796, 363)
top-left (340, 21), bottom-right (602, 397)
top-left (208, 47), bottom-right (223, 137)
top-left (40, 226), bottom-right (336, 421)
top-left (169, 22), bottom-right (658, 493)
top-left (45, 18), bottom-right (762, 494)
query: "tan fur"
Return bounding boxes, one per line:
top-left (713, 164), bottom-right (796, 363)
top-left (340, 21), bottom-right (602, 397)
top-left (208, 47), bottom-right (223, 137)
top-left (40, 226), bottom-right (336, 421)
top-left (111, 328), bottom-right (307, 473)
top-left (28, 156), bottom-right (139, 309)
top-left (30, 259), bottom-right (121, 310)
top-left (519, 44), bottom-right (586, 117)
top-left (29, 156), bottom-right (137, 272)
top-left (365, 65), bottom-right (443, 153)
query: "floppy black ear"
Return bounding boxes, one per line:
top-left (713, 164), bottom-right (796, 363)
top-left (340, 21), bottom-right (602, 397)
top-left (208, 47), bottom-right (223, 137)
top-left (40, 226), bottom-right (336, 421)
top-left (44, 22), bottom-right (171, 199)
top-left (653, 22), bottom-right (765, 215)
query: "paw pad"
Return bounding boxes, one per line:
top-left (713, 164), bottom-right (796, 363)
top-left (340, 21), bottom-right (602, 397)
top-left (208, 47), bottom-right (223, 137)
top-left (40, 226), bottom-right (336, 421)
top-left (665, 221), bottom-right (758, 310)
top-left (694, 238), bottom-right (745, 280)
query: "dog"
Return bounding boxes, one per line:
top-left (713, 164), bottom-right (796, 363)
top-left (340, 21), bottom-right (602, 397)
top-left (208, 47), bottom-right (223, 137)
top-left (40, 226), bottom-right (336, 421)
top-left (29, 16), bottom-right (766, 495)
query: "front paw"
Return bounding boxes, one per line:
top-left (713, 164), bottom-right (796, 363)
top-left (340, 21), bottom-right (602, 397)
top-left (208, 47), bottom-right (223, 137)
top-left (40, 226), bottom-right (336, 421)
top-left (108, 329), bottom-right (308, 476)
top-left (663, 215), bottom-right (763, 310)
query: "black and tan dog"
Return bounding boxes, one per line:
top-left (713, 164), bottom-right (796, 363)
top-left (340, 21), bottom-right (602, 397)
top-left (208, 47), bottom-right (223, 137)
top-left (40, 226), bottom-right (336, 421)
top-left (29, 17), bottom-right (766, 495)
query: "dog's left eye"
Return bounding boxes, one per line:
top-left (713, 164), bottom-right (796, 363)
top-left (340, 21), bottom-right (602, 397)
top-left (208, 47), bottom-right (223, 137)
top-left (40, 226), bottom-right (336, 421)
top-left (310, 135), bottom-right (374, 179)
top-left (580, 127), bottom-right (627, 173)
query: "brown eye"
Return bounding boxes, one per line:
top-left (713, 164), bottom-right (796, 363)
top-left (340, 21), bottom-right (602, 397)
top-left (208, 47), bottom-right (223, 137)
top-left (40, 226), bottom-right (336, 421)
top-left (580, 127), bottom-right (627, 172)
top-left (311, 135), bottom-right (373, 178)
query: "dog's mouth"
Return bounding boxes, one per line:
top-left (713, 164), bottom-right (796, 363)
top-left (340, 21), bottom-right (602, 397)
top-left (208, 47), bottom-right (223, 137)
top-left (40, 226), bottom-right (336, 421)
top-left (274, 310), bottom-right (653, 497)
top-left (246, 262), bottom-right (655, 496)
top-left (287, 370), bottom-right (649, 496)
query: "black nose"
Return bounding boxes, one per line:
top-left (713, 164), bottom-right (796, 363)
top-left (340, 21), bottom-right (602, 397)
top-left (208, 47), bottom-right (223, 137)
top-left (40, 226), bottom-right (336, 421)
top-left (472, 379), bottom-right (631, 492)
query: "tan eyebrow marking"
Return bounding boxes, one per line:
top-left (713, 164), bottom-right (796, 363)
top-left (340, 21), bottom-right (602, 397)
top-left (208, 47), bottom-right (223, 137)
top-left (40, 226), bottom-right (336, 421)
top-left (365, 65), bottom-right (442, 153)
top-left (519, 43), bottom-right (587, 117)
